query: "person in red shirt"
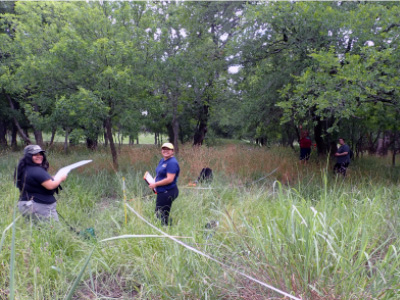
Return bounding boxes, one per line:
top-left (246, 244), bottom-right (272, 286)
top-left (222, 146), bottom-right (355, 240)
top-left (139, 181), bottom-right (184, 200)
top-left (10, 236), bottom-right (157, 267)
top-left (299, 125), bottom-right (312, 163)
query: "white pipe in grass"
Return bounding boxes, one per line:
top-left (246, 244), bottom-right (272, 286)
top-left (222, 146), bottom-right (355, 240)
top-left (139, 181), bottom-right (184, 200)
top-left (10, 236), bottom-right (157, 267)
top-left (125, 203), bottom-right (302, 300)
top-left (100, 234), bottom-right (193, 242)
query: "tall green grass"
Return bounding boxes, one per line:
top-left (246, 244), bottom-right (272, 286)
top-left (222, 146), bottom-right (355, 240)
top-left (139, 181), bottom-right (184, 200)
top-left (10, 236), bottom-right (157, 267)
top-left (1, 145), bottom-right (400, 299)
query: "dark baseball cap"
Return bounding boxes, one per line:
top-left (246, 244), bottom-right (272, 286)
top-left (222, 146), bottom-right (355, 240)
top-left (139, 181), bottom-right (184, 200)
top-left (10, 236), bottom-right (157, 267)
top-left (24, 145), bottom-right (45, 155)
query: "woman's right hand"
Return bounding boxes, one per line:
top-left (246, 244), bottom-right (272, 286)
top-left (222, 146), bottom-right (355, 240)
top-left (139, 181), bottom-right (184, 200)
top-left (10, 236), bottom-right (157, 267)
top-left (54, 174), bottom-right (67, 182)
top-left (42, 174), bottom-right (67, 190)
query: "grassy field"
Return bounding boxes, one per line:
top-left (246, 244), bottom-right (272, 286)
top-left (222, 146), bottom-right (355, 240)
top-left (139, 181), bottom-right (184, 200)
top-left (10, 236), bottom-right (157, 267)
top-left (1, 143), bottom-right (400, 300)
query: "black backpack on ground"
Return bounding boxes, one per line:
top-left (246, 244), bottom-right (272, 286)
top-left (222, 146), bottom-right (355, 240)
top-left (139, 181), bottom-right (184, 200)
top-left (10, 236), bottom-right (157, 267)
top-left (197, 168), bottom-right (213, 184)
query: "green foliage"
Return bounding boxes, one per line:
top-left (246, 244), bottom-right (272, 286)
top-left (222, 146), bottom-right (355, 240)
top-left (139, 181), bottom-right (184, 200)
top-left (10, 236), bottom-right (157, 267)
top-left (275, 2), bottom-right (400, 140)
top-left (1, 1), bottom-right (400, 157)
top-left (53, 88), bottom-right (109, 140)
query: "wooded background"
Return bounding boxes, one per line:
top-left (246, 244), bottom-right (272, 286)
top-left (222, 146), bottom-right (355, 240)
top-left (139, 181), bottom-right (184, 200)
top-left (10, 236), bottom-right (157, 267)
top-left (1, 1), bottom-right (400, 168)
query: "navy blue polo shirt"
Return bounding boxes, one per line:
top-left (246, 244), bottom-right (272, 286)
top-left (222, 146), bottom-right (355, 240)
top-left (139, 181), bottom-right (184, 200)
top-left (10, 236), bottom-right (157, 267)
top-left (337, 144), bottom-right (350, 164)
top-left (155, 157), bottom-right (180, 193)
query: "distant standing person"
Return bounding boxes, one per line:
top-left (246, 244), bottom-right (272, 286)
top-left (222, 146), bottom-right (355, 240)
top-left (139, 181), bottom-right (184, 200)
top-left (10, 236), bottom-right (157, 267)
top-left (148, 143), bottom-right (180, 226)
top-left (15, 145), bottom-right (67, 221)
top-left (333, 138), bottom-right (351, 176)
top-left (299, 125), bottom-right (312, 163)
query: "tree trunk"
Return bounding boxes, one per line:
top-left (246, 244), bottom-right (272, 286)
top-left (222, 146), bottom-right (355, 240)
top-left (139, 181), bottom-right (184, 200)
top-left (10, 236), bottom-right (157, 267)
top-left (355, 134), bottom-right (363, 158)
top-left (117, 128), bottom-right (122, 148)
top-left (377, 131), bottom-right (391, 156)
top-left (314, 117), bottom-right (327, 155)
top-left (169, 93), bottom-right (180, 153)
top-left (11, 124), bottom-right (17, 150)
top-left (33, 128), bottom-right (43, 146)
top-left (49, 127), bottom-right (56, 146)
top-left (392, 148), bottom-right (396, 166)
top-left (172, 117), bottom-right (179, 153)
top-left (105, 117), bottom-right (118, 170)
top-left (166, 123), bottom-right (174, 145)
top-left (179, 124), bottom-right (184, 144)
top-left (31, 103), bottom-right (43, 146)
top-left (330, 141), bottom-right (338, 157)
top-left (103, 122), bottom-right (108, 146)
top-left (64, 129), bottom-right (69, 154)
top-left (366, 131), bottom-right (380, 154)
top-left (14, 120), bottom-right (31, 145)
top-left (391, 130), bottom-right (398, 166)
top-left (313, 116), bottom-right (336, 155)
top-left (193, 103), bottom-right (209, 146)
top-left (0, 120), bottom-right (7, 148)
top-left (4, 90), bottom-right (31, 145)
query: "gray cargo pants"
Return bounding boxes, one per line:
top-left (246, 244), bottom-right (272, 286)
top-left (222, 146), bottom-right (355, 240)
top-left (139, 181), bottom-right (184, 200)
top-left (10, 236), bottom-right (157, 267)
top-left (18, 200), bottom-right (59, 222)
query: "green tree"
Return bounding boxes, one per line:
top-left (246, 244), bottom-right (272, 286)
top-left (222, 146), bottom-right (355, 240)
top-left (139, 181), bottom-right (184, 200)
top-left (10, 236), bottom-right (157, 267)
top-left (184, 2), bottom-right (243, 145)
top-left (235, 2), bottom-right (378, 151)
top-left (279, 3), bottom-right (398, 153)
top-left (7, 1), bottom-right (154, 168)
top-left (278, 2), bottom-right (400, 155)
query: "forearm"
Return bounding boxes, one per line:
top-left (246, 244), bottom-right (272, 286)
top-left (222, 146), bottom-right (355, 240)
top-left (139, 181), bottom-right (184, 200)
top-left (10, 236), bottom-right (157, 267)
top-left (154, 178), bottom-right (173, 187)
top-left (336, 152), bottom-right (348, 157)
top-left (151, 173), bottom-right (176, 188)
top-left (42, 175), bottom-right (66, 190)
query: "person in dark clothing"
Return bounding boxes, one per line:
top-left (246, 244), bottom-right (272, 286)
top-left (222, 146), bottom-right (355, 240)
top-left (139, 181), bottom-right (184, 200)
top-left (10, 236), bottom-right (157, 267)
top-left (299, 125), bottom-right (312, 163)
top-left (333, 138), bottom-right (351, 176)
top-left (15, 145), bottom-right (67, 221)
top-left (197, 167), bottom-right (213, 184)
top-left (148, 143), bottom-right (180, 226)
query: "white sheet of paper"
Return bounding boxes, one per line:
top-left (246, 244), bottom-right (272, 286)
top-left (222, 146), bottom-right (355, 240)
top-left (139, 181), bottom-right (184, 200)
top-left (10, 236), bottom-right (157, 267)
top-left (143, 171), bottom-right (155, 184)
top-left (144, 171), bottom-right (157, 193)
top-left (54, 160), bottom-right (92, 178)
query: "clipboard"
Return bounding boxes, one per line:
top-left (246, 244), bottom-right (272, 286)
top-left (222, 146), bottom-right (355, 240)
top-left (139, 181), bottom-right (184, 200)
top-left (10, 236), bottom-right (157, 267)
top-left (144, 171), bottom-right (157, 193)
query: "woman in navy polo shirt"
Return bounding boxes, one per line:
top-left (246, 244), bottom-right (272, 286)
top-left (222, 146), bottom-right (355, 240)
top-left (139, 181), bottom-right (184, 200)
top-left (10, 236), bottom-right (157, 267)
top-left (15, 145), bottom-right (67, 221)
top-left (148, 143), bottom-right (180, 226)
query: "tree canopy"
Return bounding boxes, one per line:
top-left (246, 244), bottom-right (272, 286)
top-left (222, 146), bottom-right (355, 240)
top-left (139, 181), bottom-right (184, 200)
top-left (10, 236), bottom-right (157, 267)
top-left (1, 1), bottom-right (400, 167)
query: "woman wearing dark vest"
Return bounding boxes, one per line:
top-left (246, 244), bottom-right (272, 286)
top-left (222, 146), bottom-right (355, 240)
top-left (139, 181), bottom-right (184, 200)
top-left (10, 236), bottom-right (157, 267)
top-left (148, 143), bottom-right (180, 226)
top-left (15, 145), bottom-right (67, 221)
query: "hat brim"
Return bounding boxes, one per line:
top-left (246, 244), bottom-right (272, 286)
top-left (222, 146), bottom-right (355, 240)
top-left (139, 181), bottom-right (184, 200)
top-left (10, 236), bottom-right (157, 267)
top-left (30, 150), bottom-right (46, 154)
top-left (161, 143), bottom-right (174, 150)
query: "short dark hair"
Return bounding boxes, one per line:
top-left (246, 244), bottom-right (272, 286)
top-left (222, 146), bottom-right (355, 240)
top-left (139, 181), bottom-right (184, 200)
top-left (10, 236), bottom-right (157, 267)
top-left (338, 137), bottom-right (345, 141)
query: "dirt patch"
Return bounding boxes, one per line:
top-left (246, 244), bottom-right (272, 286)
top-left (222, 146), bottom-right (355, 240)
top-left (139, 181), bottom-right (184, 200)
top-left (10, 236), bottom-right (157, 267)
top-left (72, 271), bottom-right (139, 300)
top-left (0, 288), bottom-right (8, 300)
